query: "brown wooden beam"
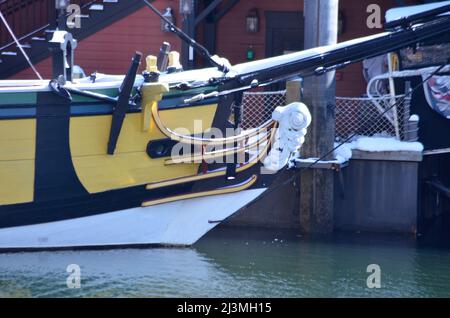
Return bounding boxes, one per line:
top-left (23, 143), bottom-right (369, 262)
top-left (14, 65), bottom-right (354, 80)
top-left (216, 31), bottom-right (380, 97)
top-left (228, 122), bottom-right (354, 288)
top-left (213, 0), bottom-right (239, 22)
top-left (195, 0), bottom-right (222, 26)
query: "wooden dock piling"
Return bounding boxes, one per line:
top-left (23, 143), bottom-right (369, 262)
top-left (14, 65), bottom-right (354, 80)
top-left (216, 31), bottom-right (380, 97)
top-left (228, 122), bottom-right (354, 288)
top-left (299, 0), bottom-right (339, 234)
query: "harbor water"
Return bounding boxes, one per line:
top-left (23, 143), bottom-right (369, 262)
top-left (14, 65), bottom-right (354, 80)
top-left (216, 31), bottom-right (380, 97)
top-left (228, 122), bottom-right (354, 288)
top-left (1, 226), bottom-right (450, 298)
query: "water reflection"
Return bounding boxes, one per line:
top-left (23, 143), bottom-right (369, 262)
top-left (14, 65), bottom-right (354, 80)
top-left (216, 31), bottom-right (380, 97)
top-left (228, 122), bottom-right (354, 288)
top-left (0, 227), bottom-right (450, 297)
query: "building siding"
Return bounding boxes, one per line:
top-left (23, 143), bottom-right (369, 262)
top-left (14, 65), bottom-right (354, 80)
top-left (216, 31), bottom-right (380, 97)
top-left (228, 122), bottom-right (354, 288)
top-left (215, 0), bottom-right (418, 97)
top-left (11, 0), bottom-right (419, 97)
top-left (11, 0), bottom-right (182, 79)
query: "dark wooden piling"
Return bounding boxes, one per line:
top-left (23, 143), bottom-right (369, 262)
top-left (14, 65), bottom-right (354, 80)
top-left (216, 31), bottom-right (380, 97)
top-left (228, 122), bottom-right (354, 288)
top-left (299, 0), bottom-right (339, 234)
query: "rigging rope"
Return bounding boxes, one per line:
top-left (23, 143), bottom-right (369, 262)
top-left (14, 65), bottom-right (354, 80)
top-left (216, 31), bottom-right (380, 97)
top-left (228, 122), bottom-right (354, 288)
top-left (0, 10), bottom-right (43, 80)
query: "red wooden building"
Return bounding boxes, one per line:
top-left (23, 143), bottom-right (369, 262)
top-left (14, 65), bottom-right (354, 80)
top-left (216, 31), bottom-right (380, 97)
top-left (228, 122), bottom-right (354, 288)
top-left (1, 0), bottom-right (423, 96)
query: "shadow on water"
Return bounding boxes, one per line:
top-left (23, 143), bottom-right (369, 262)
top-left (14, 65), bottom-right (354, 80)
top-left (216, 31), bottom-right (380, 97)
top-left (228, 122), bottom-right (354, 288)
top-left (418, 213), bottom-right (450, 249)
top-left (1, 226), bottom-right (450, 297)
top-left (196, 227), bottom-right (450, 298)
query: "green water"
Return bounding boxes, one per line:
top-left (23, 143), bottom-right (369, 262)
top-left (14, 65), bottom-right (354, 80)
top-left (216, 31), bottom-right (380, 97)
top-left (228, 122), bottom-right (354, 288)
top-left (1, 227), bottom-right (450, 298)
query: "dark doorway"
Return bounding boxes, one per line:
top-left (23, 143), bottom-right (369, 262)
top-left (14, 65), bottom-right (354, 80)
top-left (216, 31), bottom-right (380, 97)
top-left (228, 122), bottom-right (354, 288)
top-left (265, 11), bottom-right (304, 58)
top-left (265, 11), bottom-right (304, 90)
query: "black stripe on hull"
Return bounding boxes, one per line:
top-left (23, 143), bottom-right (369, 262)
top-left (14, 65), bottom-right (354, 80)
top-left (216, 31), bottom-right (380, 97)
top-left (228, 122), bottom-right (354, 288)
top-left (34, 92), bottom-right (89, 201)
top-left (0, 164), bottom-right (276, 229)
top-left (0, 182), bottom-right (190, 229)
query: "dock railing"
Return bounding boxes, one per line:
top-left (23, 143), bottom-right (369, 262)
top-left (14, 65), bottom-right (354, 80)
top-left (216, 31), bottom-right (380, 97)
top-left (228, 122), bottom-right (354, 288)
top-left (335, 95), bottom-right (412, 141)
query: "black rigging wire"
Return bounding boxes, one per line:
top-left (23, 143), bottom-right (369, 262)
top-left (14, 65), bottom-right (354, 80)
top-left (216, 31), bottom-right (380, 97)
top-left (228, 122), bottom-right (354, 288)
top-left (141, 0), bottom-right (229, 73)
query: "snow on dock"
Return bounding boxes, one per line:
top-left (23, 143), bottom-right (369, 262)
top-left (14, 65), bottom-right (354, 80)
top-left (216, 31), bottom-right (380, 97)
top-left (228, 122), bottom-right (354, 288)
top-left (294, 137), bottom-right (423, 168)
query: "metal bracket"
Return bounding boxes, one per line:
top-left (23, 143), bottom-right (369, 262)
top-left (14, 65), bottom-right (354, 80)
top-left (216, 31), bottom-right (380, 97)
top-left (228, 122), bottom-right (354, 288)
top-left (295, 158), bottom-right (348, 198)
top-left (294, 159), bottom-right (349, 171)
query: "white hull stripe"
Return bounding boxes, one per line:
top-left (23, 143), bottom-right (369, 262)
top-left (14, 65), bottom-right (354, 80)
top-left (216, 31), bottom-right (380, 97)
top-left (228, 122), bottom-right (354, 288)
top-left (0, 189), bottom-right (266, 250)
